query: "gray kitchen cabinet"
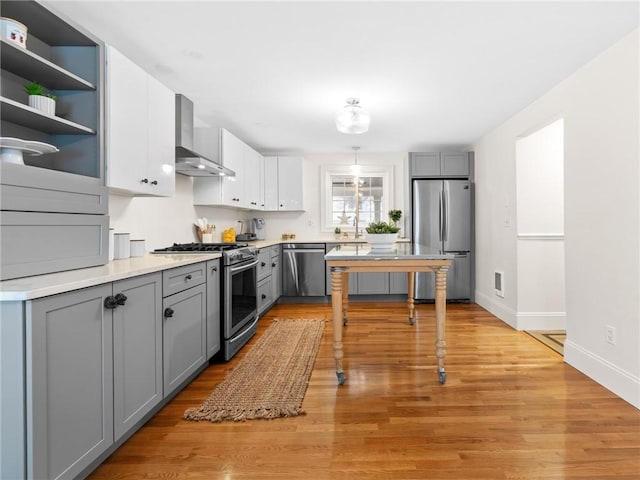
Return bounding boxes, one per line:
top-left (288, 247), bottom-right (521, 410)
top-left (257, 247), bottom-right (272, 314)
top-left (206, 259), bottom-right (221, 359)
top-left (163, 266), bottom-right (207, 398)
top-left (270, 245), bottom-right (281, 301)
top-left (113, 273), bottom-right (163, 442)
top-left (409, 152), bottom-right (470, 177)
top-left (357, 272), bottom-right (389, 295)
top-left (0, 1), bottom-right (108, 280)
top-left (28, 284), bottom-right (114, 480)
top-left (390, 272), bottom-right (409, 294)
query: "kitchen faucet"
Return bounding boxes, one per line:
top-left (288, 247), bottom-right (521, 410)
top-left (353, 214), bottom-right (360, 238)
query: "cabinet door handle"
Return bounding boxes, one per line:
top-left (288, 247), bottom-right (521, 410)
top-left (104, 296), bottom-right (118, 309)
top-left (114, 293), bottom-right (127, 305)
top-left (150, 180), bottom-right (158, 186)
top-left (104, 295), bottom-right (117, 309)
top-left (272, 262), bottom-right (276, 268)
top-left (185, 274), bottom-right (192, 281)
top-left (261, 262), bottom-right (266, 267)
top-left (164, 307), bottom-right (174, 318)
top-left (261, 294), bottom-right (267, 300)
top-left (211, 266), bottom-right (217, 273)
top-left (141, 178), bottom-right (149, 184)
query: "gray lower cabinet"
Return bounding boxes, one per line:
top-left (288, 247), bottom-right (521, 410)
top-left (112, 273), bottom-right (163, 442)
top-left (357, 272), bottom-right (389, 294)
top-left (270, 245), bottom-right (281, 301)
top-left (162, 265), bottom-right (207, 398)
top-left (28, 284), bottom-right (114, 480)
top-left (206, 259), bottom-right (221, 359)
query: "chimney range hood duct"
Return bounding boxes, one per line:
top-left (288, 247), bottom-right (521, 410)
top-left (175, 94), bottom-right (235, 177)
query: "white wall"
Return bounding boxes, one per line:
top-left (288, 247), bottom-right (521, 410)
top-left (515, 119), bottom-right (565, 329)
top-left (108, 152), bottom-right (407, 247)
top-left (474, 29), bottom-right (639, 407)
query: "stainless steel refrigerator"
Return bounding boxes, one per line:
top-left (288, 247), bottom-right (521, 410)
top-left (412, 179), bottom-right (472, 300)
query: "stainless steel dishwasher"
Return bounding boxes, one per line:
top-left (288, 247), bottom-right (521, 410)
top-left (282, 243), bottom-right (326, 296)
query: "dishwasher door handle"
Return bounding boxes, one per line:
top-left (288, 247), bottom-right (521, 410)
top-left (283, 248), bottom-right (326, 254)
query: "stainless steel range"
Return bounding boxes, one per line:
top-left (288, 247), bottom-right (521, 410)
top-left (154, 242), bottom-right (259, 360)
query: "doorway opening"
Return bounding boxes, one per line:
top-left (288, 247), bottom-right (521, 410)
top-left (515, 118), bottom-right (566, 351)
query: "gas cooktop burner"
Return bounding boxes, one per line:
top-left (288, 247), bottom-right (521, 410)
top-left (153, 242), bottom-right (249, 253)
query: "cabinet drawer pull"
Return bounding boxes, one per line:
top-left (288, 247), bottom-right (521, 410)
top-left (261, 262), bottom-right (266, 267)
top-left (185, 274), bottom-right (192, 281)
top-left (261, 294), bottom-right (267, 300)
top-left (150, 180), bottom-right (158, 185)
top-left (141, 178), bottom-right (149, 184)
top-left (211, 266), bottom-right (217, 273)
top-left (272, 262), bottom-right (276, 268)
top-left (164, 307), bottom-right (174, 318)
top-left (104, 295), bottom-right (118, 309)
top-left (114, 293), bottom-right (127, 305)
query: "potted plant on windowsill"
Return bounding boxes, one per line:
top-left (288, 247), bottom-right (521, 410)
top-left (24, 81), bottom-right (57, 116)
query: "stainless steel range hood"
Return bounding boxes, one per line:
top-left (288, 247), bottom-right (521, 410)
top-left (175, 94), bottom-right (235, 177)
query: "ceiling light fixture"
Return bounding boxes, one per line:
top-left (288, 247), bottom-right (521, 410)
top-left (351, 146), bottom-right (361, 175)
top-left (336, 98), bottom-right (370, 134)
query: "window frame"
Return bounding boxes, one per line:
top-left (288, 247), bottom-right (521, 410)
top-left (320, 164), bottom-right (393, 233)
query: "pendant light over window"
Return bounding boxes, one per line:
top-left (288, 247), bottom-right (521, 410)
top-left (351, 146), bottom-right (361, 175)
top-left (336, 98), bottom-right (370, 134)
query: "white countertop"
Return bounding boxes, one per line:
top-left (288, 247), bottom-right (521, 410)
top-left (325, 243), bottom-right (454, 260)
top-left (0, 253), bottom-right (221, 301)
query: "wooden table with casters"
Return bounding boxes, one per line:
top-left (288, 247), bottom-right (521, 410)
top-left (325, 243), bottom-right (453, 385)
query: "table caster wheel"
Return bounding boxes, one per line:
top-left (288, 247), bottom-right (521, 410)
top-left (438, 371), bottom-right (447, 384)
top-left (408, 317), bottom-right (415, 325)
top-left (343, 317), bottom-right (348, 326)
top-left (336, 371), bottom-right (346, 385)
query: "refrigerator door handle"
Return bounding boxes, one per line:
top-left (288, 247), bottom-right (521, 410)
top-left (438, 191), bottom-right (443, 242)
top-left (442, 188), bottom-right (449, 242)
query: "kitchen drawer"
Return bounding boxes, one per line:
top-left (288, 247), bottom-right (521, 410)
top-left (257, 248), bottom-right (271, 281)
top-left (162, 262), bottom-right (206, 297)
top-left (257, 277), bottom-right (272, 315)
top-left (0, 211), bottom-right (108, 280)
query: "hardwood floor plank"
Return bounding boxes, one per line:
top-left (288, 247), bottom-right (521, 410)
top-left (88, 303), bottom-right (640, 479)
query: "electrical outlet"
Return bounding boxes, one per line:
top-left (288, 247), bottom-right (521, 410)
top-left (606, 325), bottom-right (616, 345)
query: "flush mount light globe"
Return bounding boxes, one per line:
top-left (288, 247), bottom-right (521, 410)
top-left (336, 98), bottom-right (370, 134)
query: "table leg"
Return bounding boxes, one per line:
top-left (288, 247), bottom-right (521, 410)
top-left (342, 271), bottom-right (349, 325)
top-left (434, 266), bottom-right (449, 384)
top-left (407, 272), bottom-right (415, 325)
top-left (331, 266), bottom-right (347, 385)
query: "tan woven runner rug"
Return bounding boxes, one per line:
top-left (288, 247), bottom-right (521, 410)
top-left (184, 318), bottom-right (325, 423)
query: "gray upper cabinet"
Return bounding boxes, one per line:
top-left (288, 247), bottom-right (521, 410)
top-left (409, 152), bottom-right (471, 178)
top-left (206, 259), bottom-right (221, 359)
top-left (112, 273), bottom-right (163, 442)
top-left (28, 284), bottom-right (114, 480)
top-left (0, 1), bottom-right (104, 180)
top-left (0, 1), bottom-right (108, 280)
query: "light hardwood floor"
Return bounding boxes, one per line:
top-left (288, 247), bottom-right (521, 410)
top-left (89, 303), bottom-right (640, 479)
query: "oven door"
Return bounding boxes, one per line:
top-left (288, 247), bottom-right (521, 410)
top-left (224, 258), bottom-right (258, 339)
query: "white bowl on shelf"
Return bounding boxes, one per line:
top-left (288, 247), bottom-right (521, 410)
top-left (365, 233), bottom-right (397, 250)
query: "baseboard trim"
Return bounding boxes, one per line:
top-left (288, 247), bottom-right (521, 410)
top-left (564, 340), bottom-right (640, 409)
top-left (475, 290), bottom-right (517, 329)
top-left (517, 311), bottom-right (566, 330)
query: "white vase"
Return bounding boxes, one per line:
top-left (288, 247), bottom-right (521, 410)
top-left (365, 233), bottom-right (397, 250)
top-left (28, 95), bottom-right (56, 116)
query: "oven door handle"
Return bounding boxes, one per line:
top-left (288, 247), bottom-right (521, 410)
top-left (229, 259), bottom-right (259, 273)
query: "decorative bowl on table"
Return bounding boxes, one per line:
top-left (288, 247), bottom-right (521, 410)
top-left (365, 233), bottom-right (397, 250)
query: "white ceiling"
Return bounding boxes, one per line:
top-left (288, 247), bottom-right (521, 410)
top-left (49, 1), bottom-right (638, 154)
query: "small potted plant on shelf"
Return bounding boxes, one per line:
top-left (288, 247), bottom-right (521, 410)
top-left (334, 227), bottom-right (341, 239)
top-left (24, 81), bottom-right (57, 116)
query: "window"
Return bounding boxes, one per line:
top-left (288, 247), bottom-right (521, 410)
top-left (321, 165), bottom-right (392, 232)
